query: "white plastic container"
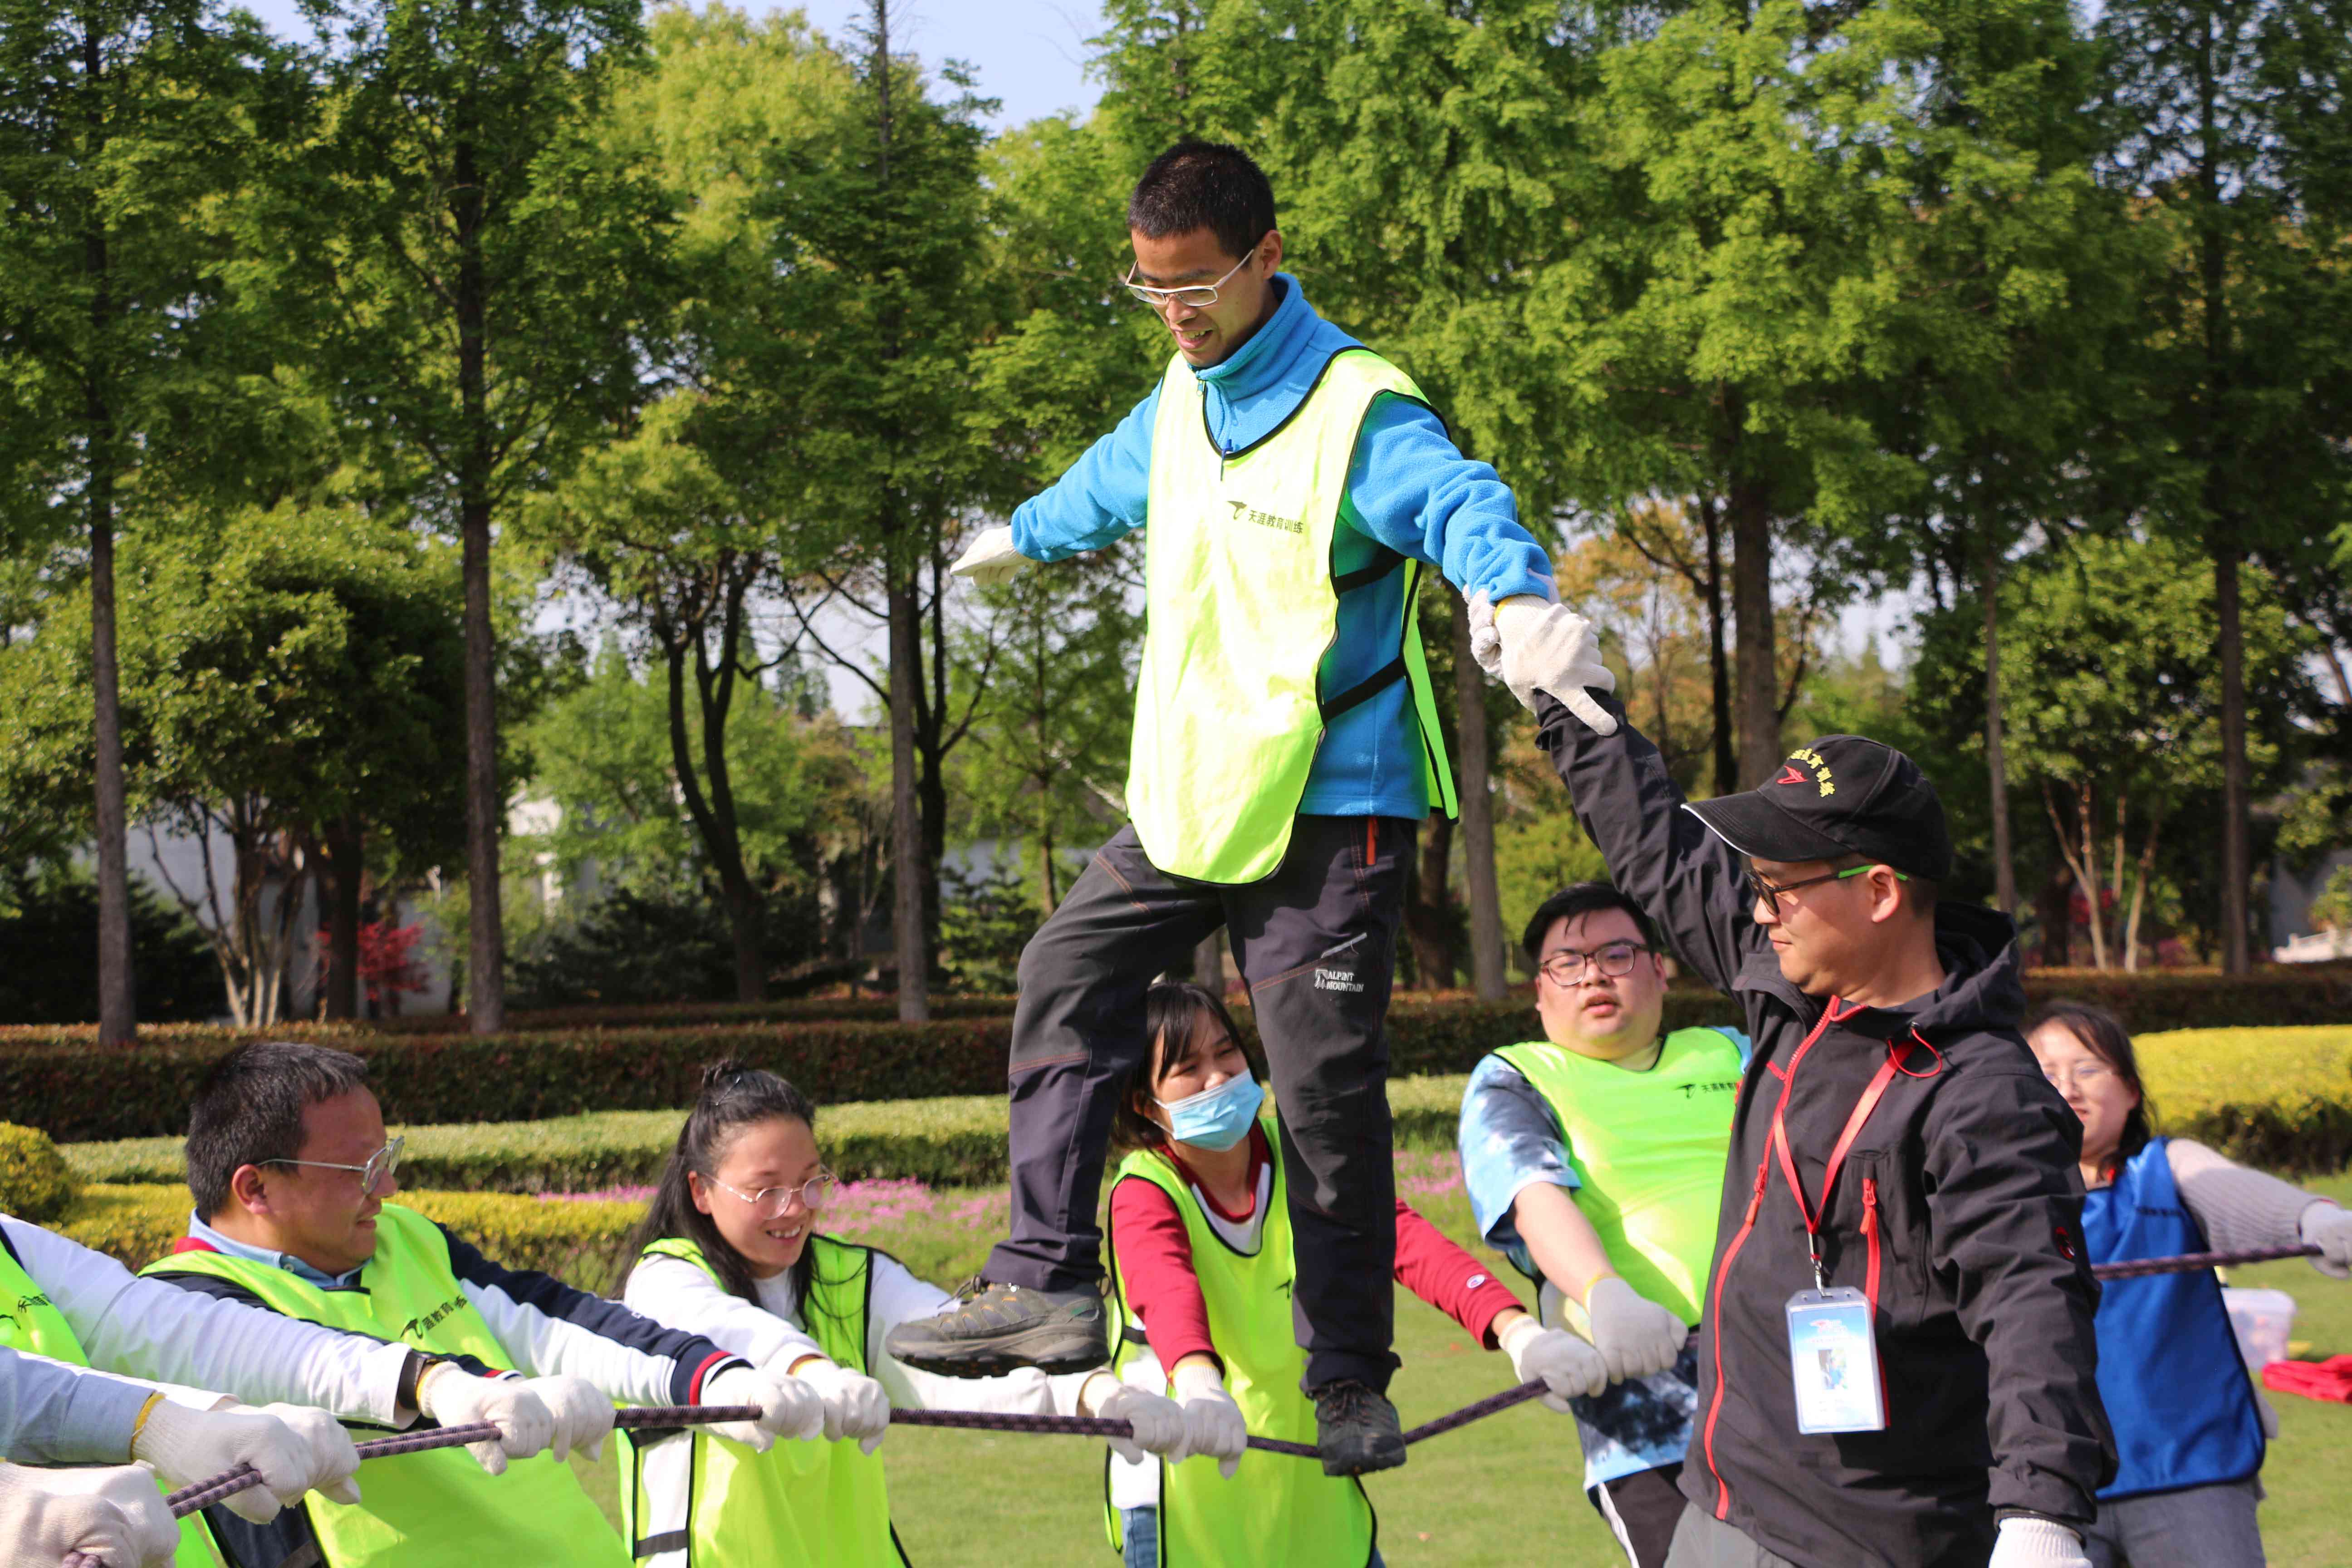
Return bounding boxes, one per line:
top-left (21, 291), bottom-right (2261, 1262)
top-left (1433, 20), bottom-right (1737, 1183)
top-left (2221, 1286), bottom-right (2297, 1372)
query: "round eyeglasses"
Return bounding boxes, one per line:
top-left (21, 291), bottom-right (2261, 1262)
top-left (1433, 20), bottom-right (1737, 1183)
top-left (264, 1136), bottom-right (403, 1193)
top-left (703, 1171), bottom-right (837, 1219)
top-left (1537, 942), bottom-right (1654, 985)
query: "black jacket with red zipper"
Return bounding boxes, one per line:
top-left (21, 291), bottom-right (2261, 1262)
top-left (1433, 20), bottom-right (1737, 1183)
top-left (1538, 691), bottom-right (2113, 1568)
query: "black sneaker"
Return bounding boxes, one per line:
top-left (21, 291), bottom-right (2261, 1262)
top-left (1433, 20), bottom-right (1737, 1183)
top-left (881, 1279), bottom-right (1108, 1378)
top-left (1312, 1380), bottom-right (1406, 1476)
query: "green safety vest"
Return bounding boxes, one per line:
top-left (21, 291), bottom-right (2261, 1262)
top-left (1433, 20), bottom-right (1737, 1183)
top-left (140, 1205), bottom-right (624, 1568)
top-left (1493, 1028), bottom-right (1744, 1328)
top-left (1126, 346), bottom-right (1459, 884)
top-left (615, 1235), bottom-right (904, 1568)
top-left (0, 1239), bottom-right (221, 1567)
top-left (1104, 1118), bottom-right (1377, 1567)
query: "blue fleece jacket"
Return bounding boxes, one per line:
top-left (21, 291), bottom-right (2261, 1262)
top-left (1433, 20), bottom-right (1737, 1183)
top-left (1010, 276), bottom-right (1554, 820)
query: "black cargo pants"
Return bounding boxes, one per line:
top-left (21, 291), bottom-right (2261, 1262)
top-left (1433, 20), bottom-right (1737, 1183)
top-left (983, 814), bottom-right (1414, 1393)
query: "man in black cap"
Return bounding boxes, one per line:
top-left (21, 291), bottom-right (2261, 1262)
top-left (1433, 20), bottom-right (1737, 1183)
top-left (1468, 594), bottom-right (2112, 1568)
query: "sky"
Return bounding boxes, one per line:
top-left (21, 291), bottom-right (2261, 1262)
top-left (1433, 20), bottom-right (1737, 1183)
top-left (233, 0), bottom-right (1113, 131)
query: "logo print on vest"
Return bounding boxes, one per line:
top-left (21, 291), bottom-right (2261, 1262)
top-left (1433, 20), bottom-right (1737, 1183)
top-left (1226, 498), bottom-right (1303, 535)
top-left (403, 1293), bottom-right (471, 1340)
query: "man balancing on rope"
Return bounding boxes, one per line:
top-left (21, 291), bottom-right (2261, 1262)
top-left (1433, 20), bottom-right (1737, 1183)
top-left (139, 1041), bottom-right (827, 1567)
top-left (886, 139), bottom-right (1578, 1475)
top-left (1466, 595), bottom-right (2115, 1568)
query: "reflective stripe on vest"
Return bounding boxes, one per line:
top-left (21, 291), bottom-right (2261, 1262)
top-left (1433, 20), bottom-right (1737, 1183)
top-left (1493, 1028), bottom-right (1742, 1329)
top-left (0, 1237), bottom-right (223, 1568)
top-left (141, 1205), bottom-right (624, 1568)
top-left (1103, 1118), bottom-right (1376, 1567)
top-left (1125, 346), bottom-right (1458, 884)
top-left (2082, 1138), bottom-right (2266, 1499)
top-left (616, 1235), bottom-right (903, 1568)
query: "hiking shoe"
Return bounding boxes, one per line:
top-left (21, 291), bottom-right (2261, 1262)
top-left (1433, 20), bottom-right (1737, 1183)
top-left (1313, 1380), bottom-right (1406, 1476)
top-left (881, 1280), bottom-right (1108, 1378)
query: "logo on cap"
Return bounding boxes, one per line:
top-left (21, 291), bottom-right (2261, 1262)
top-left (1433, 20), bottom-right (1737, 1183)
top-left (1779, 749), bottom-right (1836, 798)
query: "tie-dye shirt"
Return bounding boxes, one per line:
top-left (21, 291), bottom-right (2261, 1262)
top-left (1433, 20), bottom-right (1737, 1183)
top-left (1456, 1033), bottom-right (1749, 1490)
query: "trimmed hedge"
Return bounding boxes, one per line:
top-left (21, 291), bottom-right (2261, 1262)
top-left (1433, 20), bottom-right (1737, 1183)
top-left (66, 1027), bottom-right (2352, 1194)
top-left (0, 1122), bottom-right (78, 1222)
top-left (10, 972), bottom-right (2344, 1143)
top-left (62, 1185), bottom-right (647, 1292)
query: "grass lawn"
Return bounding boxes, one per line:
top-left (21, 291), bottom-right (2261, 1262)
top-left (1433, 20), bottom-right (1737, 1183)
top-left (568, 1168), bottom-right (2352, 1565)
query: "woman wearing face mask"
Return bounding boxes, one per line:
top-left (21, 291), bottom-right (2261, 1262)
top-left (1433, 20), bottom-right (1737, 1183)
top-left (616, 1061), bottom-right (1192, 1567)
top-left (2025, 1004), bottom-right (2352, 1568)
top-left (1102, 982), bottom-right (1600, 1567)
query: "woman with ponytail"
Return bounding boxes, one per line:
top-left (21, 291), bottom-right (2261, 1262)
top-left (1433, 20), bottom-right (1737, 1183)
top-left (617, 1061), bottom-right (1190, 1566)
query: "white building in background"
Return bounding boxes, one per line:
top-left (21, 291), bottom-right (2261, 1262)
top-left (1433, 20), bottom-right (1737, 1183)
top-left (2269, 846), bottom-right (2352, 964)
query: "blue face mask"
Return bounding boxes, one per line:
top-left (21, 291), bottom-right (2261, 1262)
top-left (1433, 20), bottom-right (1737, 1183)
top-left (1156, 1072), bottom-right (1265, 1152)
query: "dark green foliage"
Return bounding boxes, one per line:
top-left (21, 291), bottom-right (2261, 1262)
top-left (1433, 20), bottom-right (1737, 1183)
top-left (937, 861), bottom-right (1041, 995)
top-left (509, 884), bottom-right (824, 1009)
top-left (0, 864), bottom-right (219, 1024)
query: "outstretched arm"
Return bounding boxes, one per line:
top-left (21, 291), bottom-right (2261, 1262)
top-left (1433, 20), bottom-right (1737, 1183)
top-left (1006, 387), bottom-right (1159, 563)
top-left (1342, 396), bottom-right (1555, 604)
top-left (1534, 691), bottom-right (1762, 998)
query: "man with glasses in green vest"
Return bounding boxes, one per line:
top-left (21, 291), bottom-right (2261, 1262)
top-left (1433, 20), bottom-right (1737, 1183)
top-left (887, 138), bottom-right (1563, 1475)
top-left (1459, 883), bottom-right (1748, 1568)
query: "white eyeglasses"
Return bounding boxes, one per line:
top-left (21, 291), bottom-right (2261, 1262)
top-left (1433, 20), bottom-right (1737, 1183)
top-left (265, 1136), bottom-right (403, 1192)
top-left (1122, 241), bottom-right (1264, 310)
top-left (703, 1171), bottom-right (837, 1219)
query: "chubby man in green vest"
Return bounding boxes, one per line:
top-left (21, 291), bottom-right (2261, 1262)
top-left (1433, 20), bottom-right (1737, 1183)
top-left (887, 138), bottom-right (1592, 1474)
top-left (1457, 883), bottom-right (1749, 1568)
top-left (141, 1041), bottom-right (831, 1568)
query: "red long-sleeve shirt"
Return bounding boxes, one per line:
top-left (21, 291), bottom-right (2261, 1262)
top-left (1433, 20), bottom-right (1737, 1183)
top-left (1107, 1127), bottom-right (1524, 1376)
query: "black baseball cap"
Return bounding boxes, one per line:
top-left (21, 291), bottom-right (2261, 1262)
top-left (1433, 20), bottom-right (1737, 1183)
top-left (1682, 736), bottom-right (1952, 882)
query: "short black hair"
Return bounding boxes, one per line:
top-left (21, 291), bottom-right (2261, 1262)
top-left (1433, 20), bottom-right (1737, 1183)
top-left (1520, 882), bottom-right (1658, 967)
top-left (1127, 139), bottom-right (1275, 264)
top-left (186, 1040), bottom-right (372, 1220)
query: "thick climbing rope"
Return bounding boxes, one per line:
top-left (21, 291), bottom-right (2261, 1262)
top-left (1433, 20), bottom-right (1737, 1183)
top-left (2091, 1242), bottom-right (2322, 1280)
top-left (63, 1241), bottom-right (2331, 1563)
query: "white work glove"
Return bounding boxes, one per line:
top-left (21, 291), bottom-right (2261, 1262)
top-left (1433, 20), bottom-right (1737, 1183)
top-left (414, 1364), bottom-right (554, 1477)
top-left (949, 525), bottom-right (1030, 588)
top-left (1584, 1277), bottom-right (1687, 1384)
top-left (2301, 1203), bottom-right (2352, 1279)
top-left (1987, 1517), bottom-right (2090, 1568)
top-left (701, 1363), bottom-right (826, 1453)
top-left (1078, 1373), bottom-right (1190, 1466)
top-left (510, 1376), bottom-right (615, 1463)
top-left (131, 1398), bottom-right (355, 1526)
top-left (1466, 591), bottom-right (1618, 734)
top-left (0, 1461), bottom-right (179, 1568)
top-left (1170, 1362), bottom-right (1247, 1480)
top-left (794, 1359), bottom-right (892, 1455)
top-left (1499, 1314), bottom-right (1608, 1412)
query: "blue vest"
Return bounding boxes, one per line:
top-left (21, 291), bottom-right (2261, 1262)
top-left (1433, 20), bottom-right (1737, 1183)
top-left (2081, 1138), bottom-right (2265, 1499)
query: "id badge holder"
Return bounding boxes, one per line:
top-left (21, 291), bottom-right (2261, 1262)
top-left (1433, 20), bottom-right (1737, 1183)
top-left (1785, 1287), bottom-right (1885, 1434)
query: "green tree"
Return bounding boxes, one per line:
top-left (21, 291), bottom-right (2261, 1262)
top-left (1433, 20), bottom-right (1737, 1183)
top-left (2096, 0), bottom-right (2352, 969)
top-left (0, 504), bottom-right (467, 1022)
top-left (1918, 531), bottom-right (2313, 968)
top-left (266, 0), bottom-right (673, 1030)
top-left (0, 0), bottom-right (289, 1039)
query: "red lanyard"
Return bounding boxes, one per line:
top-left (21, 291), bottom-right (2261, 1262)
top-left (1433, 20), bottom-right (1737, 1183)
top-left (1766, 1000), bottom-right (1914, 1291)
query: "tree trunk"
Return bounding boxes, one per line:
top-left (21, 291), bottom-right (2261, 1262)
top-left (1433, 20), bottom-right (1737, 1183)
top-left (453, 98), bottom-right (504, 1035)
top-left (1192, 930), bottom-right (1223, 993)
top-left (83, 25), bottom-right (134, 1044)
top-left (2035, 862), bottom-right (2072, 968)
top-left (1451, 594), bottom-right (1504, 999)
top-left (321, 816), bottom-right (363, 1020)
top-left (1699, 496), bottom-right (1736, 798)
top-left (1982, 543), bottom-right (2016, 917)
top-left (888, 574), bottom-right (929, 1021)
top-left (1728, 478), bottom-right (1779, 789)
top-left (2215, 536), bottom-right (2251, 971)
top-left (1406, 811), bottom-right (1456, 991)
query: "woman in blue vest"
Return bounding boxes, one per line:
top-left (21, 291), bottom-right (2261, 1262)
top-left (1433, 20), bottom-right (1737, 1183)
top-left (616, 1061), bottom-right (1193, 1566)
top-left (2026, 1003), bottom-right (2352, 1568)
